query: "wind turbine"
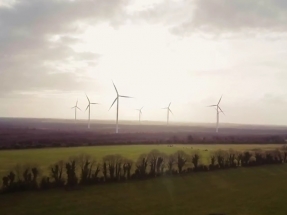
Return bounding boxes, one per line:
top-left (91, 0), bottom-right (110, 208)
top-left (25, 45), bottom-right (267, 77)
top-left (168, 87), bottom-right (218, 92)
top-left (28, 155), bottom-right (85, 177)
top-left (162, 102), bottom-right (173, 125)
top-left (71, 100), bottom-right (81, 122)
top-left (85, 94), bottom-right (99, 129)
top-left (109, 81), bottom-right (133, 133)
top-left (208, 95), bottom-right (224, 133)
top-left (135, 106), bottom-right (144, 123)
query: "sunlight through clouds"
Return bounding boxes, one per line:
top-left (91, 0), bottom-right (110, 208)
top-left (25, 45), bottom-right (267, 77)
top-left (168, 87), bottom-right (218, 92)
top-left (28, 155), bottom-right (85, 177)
top-left (1, 0), bottom-right (287, 125)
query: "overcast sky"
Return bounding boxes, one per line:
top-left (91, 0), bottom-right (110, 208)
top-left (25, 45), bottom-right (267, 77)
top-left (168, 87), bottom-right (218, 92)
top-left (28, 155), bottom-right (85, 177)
top-left (1, 0), bottom-right (287, 125)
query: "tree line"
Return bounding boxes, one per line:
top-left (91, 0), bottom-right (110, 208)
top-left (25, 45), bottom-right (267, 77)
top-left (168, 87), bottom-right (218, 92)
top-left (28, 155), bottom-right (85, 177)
top-left (1, 128), bottom-right (287, 150)
top-left (2, 146), bottom-right (287, 194)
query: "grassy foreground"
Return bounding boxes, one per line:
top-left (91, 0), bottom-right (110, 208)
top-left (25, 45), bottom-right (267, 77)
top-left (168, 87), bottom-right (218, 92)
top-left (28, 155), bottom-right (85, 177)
top-left (0, 144), bottom-right (282, 178)
top-left (1, 164), bottom-right (287, 215)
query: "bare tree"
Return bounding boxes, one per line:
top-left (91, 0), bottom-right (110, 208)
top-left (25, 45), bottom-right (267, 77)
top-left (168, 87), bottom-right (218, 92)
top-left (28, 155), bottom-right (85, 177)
top-left (65, 157), bottom-right (78, 187)
top-left (77, 154), bottom-right (96, 185)
top-left (50, 160), bottom-right (65, 187)
top-left (123, 158), bottom-right (133, 179)
top-left (135, 154), bottom-right (149, 178)
top-left (214, 150), bottom-right (227, 168)
top-left (210, 153), bottom-right (216, 166)
top-left (234, 151), bottom-right (243, 167)
top-left (176, 150), bottom-right (188, 173)
top-left (191, 151), bottom-right (201, 170)
top-left (156, 153), bottom-right (165, 175)
top-left (242, 151), bottom-right (252, 166)
top-left (167, 153), bottom-right (176, 174)
top-left (281, 145), bottom-right (287, 162)
top-left (227, 149), bottom-right (236, 167)
top-left (147, 150), bottom-right (166, 176)
top-left (103, 154), bottom-right (123, 181)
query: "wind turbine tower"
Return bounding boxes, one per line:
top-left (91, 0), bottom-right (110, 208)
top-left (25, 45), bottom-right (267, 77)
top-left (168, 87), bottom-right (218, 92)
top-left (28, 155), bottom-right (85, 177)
top-left (136, 106), bottom-right (144, 123)
top-left (208, 95), bottom-right (225, 133)
top-left (71, 100), bottom-right (81, 122)
top-left (162, 102), bottom-right (173, 125)
top-left (109, 81), bottom-right (133, 133)
top-left (85, 94), bottom-right (99, 129)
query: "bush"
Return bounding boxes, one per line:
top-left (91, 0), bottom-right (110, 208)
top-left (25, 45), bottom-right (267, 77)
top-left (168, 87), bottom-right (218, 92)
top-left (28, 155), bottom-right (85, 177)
top-left (65, 158), bottom-right (78, 188)
top-left (133, 154), bottom-right (149, 179)
top-left (176, 150), bottom-right (188, 174)
top-left (1, 165), bottom-right (40, 193)
top-left (50, 161), bottom-right (65, 187)
top-left (191, 151), bottom-right (200, 170)
top-left (167, 154), bottom-right (176, 174)
top-left (103, 154), bottom-right (124, 182)
top-left (1, 147), bottom-right (286, 194)
top-left (148, 150), bottom-right (165, 177)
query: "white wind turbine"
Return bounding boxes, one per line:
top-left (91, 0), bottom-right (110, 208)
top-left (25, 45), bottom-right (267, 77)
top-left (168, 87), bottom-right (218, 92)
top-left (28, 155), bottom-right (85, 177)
top-left (109, 81), bottom-right (133, 133)
top-left (135, 106), bottom-right (144, 123)
top-left (208, 95), bottom-right (225, 133)
top-left (85, 94), bottom-right (99, 129)
top-left (162, 102), bottom-right (173, 125)
top-left (71, 100), bottom-right (81, 122)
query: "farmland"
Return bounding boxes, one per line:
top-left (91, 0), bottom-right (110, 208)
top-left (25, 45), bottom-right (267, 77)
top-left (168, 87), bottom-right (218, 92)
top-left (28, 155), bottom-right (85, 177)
top-left (1, 164), bottom-right (287, 215)
top-left (0, 144), bottom-right (284, 178)
top-left (1, 118), bottom-right (287, 215)
top-left (1, 118), bottom-right (287, 150)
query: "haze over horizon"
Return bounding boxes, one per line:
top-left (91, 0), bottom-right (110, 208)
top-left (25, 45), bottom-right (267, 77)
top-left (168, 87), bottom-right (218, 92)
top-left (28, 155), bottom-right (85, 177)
top-left (1, 0), bottom-right (287, 125)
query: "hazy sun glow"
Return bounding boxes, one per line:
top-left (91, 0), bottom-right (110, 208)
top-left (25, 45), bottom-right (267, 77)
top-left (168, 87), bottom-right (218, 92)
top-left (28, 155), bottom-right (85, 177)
top-left (1, 0), bottom-right (287, 125)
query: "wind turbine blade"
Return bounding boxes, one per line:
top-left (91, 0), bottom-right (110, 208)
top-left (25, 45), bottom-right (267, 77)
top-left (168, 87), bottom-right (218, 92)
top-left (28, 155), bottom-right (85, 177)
top-left (109, 98), bottom-right (117, 111)
top-left (77, 107), bottom-right (82, 111)
top-left (217, 95), bottom-right (223, 105)
top-left (218, 106), bottom-right (225, 115)
top-left (207, 105), bottom-right (217, 107)
top-left (168, 102), bottom-right (171, 108)
top-left (85, 94), bottom-right (90, 103)
top-left (162, 107), bottom-right (168, 109)
top-left (141, 106), bottom-right (144, 110)
top-left (112, 81), bottom-right (119, 95)
top-left (91, 103), bottom-right (99, 105)
top-left (71, 106), bottom-right (75, 109)
top-left (76, 100), bottom-right (78, 106)
top-left (169, 109), bottom-right (174, 115)
top-left (85, 105), bottom-right (89, 112)
top-left (119, 95), bottom-right (133, 98)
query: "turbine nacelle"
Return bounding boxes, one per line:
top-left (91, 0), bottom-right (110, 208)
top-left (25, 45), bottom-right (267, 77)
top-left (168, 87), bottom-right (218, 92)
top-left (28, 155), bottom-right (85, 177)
top-left (71, 100), bottom-right (81, 110)
top-left (208, 95), bottom-right (224, 114)
top-left (162, 102), bottom-right (173, 115)
top-left (136, 106), bottom-right (144, 114)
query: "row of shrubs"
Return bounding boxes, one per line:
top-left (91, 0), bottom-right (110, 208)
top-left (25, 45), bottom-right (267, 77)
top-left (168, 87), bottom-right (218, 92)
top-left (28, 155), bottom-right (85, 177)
top-left (2, 146), bottom-right (287, 193)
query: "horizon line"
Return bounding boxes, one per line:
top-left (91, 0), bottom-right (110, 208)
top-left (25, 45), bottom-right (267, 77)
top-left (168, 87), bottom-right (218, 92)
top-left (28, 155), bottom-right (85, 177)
top-left (1, 116), bottom-right (287, 128)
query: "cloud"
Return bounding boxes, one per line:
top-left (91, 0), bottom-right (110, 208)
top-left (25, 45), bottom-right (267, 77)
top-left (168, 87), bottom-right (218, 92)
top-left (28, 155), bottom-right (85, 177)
top-left (0, 0), bottom-right (129, 97)
top-left (175, 0), bottom-right (287, 34)
top-left (134, 0), bottom-right (287, 36)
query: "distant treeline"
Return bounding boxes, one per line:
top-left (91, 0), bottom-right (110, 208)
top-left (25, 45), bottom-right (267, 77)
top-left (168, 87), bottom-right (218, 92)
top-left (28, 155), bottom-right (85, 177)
top-left (0, 128), bottom-right (287, 150)
top-left (2, 146), bottom-right (287, 194)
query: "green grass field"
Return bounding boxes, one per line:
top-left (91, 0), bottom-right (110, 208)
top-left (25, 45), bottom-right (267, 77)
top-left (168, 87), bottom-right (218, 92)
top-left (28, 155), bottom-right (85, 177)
top-left (1, 144), bottom-right (287, 215)
top-left (0, 144), bottom-right (284, 178)
top-left (1, 164), bottom-right (287, 215)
